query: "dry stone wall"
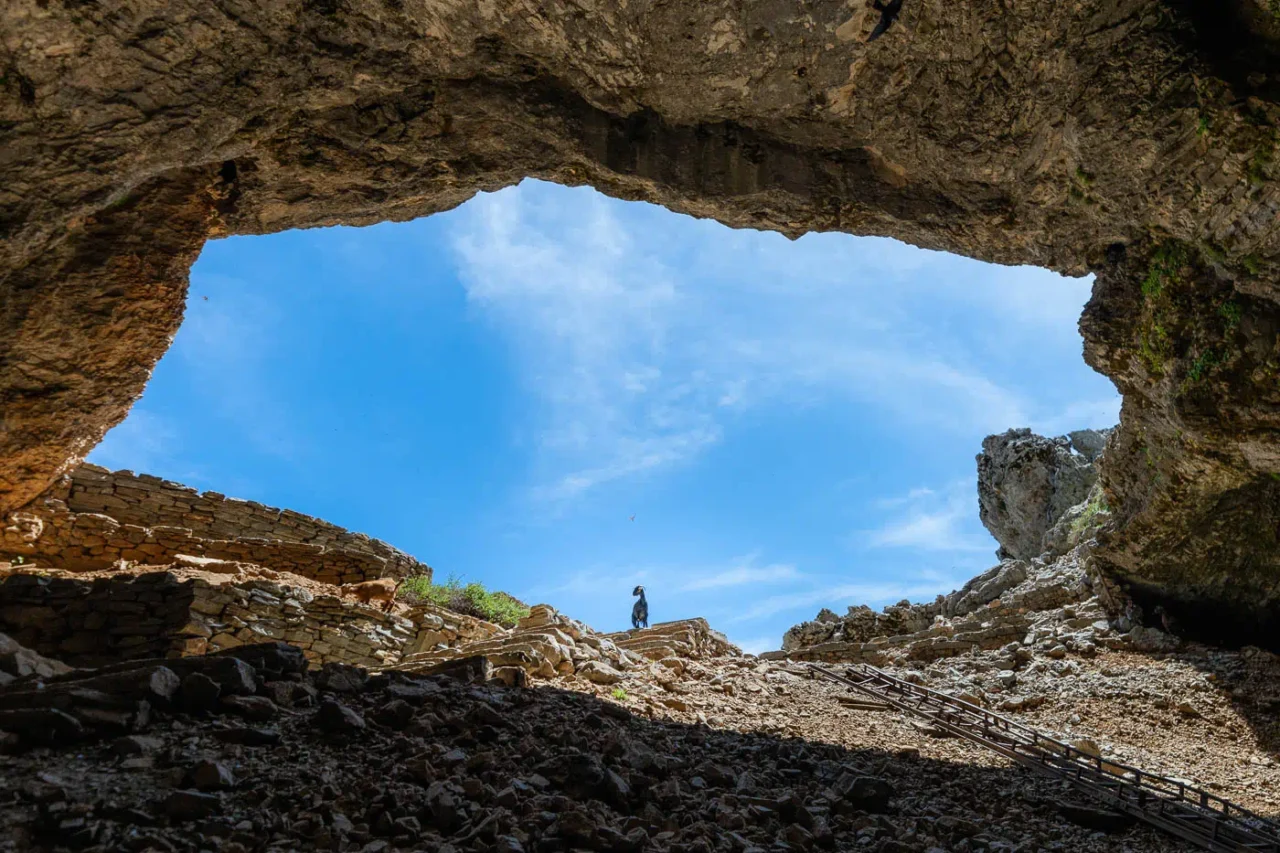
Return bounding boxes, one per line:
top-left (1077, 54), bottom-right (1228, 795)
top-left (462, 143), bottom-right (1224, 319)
top-left (1, 465), bottom-right (431, 586)
top-left (0, 569), bottom-right (421, 669)
top-left (184, 576), bottom-right (416, 668)
top-left (0, 571), bottom-right (197, 666)
top-left (65, 465), bottom-right (426, 576)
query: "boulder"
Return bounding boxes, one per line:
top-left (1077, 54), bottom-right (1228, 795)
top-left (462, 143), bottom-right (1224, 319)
top-left (977, 428), bottom-right (1102, 561)
top-left (578, 661), bottom-right (625, 685)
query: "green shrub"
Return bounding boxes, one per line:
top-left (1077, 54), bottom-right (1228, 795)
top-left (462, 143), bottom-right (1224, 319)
top-left (398, 572), bottom-right (530, 627)
top-left (612, 687), bottom-right (628, 701)
top-left (1070, 490), bottom-right (1111, 537)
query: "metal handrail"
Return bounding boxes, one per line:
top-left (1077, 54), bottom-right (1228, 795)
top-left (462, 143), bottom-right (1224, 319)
top-left (810, 662), bottom-right (1280, 853)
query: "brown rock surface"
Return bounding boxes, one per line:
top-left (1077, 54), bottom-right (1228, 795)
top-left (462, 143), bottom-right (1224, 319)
top-left (4, 1), bottom-right (1280, 636)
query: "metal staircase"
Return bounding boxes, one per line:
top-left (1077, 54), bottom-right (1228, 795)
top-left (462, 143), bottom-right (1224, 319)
top-left (810, 662), bottom-right (1280, 852)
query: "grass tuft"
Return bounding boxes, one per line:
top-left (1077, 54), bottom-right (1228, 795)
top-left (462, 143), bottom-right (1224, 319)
top-left (399, 572), bottom-right (531, 627)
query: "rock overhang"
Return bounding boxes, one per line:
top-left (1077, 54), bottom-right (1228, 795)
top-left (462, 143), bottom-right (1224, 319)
top-left (4, 0), bottom-right (1280, 642)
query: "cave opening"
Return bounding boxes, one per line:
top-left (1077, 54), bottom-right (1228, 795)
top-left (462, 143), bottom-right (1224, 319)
top-left (78, 178), bottom-right (1119, 653)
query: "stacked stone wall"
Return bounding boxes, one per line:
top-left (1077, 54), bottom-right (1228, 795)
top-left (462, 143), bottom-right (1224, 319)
top-left (2, 465), bottom-right (432, 585)
top-left (185, 577), bottom-right (415, 667)
top-left (63, 465), bottom-right (428, 577)
top-left (0, 570), bottom-right (419, 668)
top-left (2, 503), bottom-right (401, 585)
top-left (0, 571), bottom-right (196, 666)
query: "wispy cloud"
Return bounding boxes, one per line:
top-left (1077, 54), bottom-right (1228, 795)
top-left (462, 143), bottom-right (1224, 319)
top-left (862, 481), bottom-right (995, 553)
top-left (875, 486), bottom-right (936, 509)
top-left (448, 180), bottom-right (1112, 506)
top-left (678, 552), bottom-right (800, 591)
top-left (736, 635), bottom-right (783, 655)
top-left (726, 575), bottom-right (965, 624)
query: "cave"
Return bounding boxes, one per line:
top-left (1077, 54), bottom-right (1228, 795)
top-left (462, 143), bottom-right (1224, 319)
top-left (6, 0), bottom-right (1280, 641)
top-left (7, 2), bottom-right (1280, 849)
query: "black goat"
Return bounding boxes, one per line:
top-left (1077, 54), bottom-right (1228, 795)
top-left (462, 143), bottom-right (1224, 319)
top-left (631, 585), bottom-right (649, 630)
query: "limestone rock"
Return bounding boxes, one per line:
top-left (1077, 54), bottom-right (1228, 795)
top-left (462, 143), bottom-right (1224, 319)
top-left (578, 661), bottom-right (624, 686)
top-left (977, 429), bottom-right (1101, 561)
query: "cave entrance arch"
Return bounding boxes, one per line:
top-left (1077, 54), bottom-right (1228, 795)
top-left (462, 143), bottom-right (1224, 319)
top-left (4, 0), bottom-right (1280, 640)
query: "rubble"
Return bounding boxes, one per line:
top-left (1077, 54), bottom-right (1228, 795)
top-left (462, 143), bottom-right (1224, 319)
top-left (0, 629), bottom-right (1240, 853)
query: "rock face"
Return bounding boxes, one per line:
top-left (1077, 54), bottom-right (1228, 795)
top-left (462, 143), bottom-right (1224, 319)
top-left (977, 429), bottom-right (1107, 562)
top-left (5, 2), bottom-right (1280, 638)
top-left (0, 567), bottom-right (420, 668)
top-left (782, 426), bottom-right (1119, 658)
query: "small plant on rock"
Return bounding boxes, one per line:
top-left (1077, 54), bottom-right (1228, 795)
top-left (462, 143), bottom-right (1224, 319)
top-left (612, 687), bottom-right (628, 701)
top-left (398, 572), bottom-right (531, 627)
top-left (1070, 490), bottom-right (1111, 538)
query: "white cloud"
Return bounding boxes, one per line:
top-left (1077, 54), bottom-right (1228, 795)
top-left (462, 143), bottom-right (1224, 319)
top-left (735, 635), bottom-right (783, 655)
top-left (1032, 396), bottom-right (1122, 437)
top-left (448, 179), bottom-right (1111, 506)
top-left (727, 576), bottom-right (963, 624)
top-left (874, 486), bottom-right (936, 509)
top-left (863, 480), bottom-right (995, 553)
top-left (678, 553), bottom-right (800, 591)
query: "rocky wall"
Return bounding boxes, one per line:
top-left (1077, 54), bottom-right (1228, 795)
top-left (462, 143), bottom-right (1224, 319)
top-left (0, 571), bottom-right (196, 666)
top-left (2, 485), bottom-right (426, 586)
top-left (184, 576), bottom-right (416, 668)
top-left (0, 569), bottom-right (420, 669)
top-left (64, 465), bottom-right (428, 577)
top-left (767, 607), bottom-right (1033, 666)
top-left (6, 0), bottom-right (1280, 642)
top-left (401, 602), bottom-right (506, 658)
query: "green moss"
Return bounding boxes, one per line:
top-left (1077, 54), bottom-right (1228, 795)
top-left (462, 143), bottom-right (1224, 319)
top-left (1186, 348), bottom-right (1221, 383)
top-left (1243, 254), bottom-right (1263, 276)
top-left (399, 572), bottom-right (531, 627)
top-left (1247, 133), bottom-right (1276, 187)
top-left (1218, 300), bottom-right (1242, 331)
top-left (1069, 166), bottom-right (1098, 204)
top-left (1142, 241), bottom-right (1192, 301)
top-left (1199, 242), bottom-right (1226, 266)
top-left (1139, 322), bottom-right (1172, 374)
top-left (1070, 490), bottom-right (1111, 537)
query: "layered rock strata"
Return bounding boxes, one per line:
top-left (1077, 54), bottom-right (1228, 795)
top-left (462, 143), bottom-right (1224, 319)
top-left (392, 604), bottom-right (742, 685)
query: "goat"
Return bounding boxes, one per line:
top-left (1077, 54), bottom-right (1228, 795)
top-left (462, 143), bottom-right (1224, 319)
top-left (340, 577), bottom-right (404, 612)
top-left (631, 585), bottom-right (649, 630)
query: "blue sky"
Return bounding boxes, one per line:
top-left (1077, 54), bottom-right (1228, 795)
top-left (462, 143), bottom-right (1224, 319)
top-left (90, 179), bottom-right (1119, 653)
